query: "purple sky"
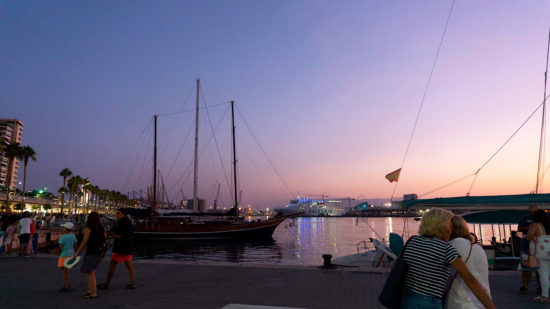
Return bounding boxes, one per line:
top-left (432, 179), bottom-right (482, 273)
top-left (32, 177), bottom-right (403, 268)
top-left (2, 1), bottom-right (550, 209)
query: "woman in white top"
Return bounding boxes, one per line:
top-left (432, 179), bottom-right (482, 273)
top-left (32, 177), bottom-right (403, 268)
top-left (526, 209), bottom-right (550, 303)
top-left (448, 216), bottom-right (491, 309)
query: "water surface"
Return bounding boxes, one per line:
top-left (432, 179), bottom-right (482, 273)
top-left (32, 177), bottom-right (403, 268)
top-left (134, 217), bottom-right (516, 265)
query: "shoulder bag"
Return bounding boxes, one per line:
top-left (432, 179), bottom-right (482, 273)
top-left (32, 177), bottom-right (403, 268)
top-left (524, 226), bottom-right (540, 268)
top-left (535, 224), bottom-right (550, 260)
top-left (378, 236), bottom-right (416, 309)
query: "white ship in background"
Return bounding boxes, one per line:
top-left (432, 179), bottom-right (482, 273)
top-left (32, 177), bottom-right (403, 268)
top-left (274, 197), bottom-right (349, 217)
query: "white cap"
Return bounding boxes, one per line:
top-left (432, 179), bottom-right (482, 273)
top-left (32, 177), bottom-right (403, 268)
top-left (60, 222), bottom-right (74, 230)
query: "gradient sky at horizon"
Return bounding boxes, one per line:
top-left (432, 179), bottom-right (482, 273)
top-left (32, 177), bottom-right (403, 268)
top-left (2, 1), bottom-right (550, 209)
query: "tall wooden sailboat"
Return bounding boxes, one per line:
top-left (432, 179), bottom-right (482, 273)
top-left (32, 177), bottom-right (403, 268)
top-left (133, 79), bottom-right (289, 240)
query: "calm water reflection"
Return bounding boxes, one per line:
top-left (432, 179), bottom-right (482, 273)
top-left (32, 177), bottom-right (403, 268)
top-left (134, 217), bottom-right (517, 265)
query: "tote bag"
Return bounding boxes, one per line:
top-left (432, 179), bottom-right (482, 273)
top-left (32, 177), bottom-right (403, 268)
top-left (378, 236), bottom-right (416, 309)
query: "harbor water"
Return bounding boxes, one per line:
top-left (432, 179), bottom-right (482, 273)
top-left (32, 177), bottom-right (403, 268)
top-left (134, 217), bottom-right (517, 265)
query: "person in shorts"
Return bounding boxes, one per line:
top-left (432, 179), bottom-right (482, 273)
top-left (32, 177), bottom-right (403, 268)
top-left (58, 222), bottom-right (77, 292)
top-left (18, 211), bottom-right (32, 257)
top-left (97, 208), bottom-right (135, 290)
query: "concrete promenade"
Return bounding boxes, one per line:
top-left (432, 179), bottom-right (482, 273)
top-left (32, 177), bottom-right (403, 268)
top-left (0, 255), bottom-right (547, 309)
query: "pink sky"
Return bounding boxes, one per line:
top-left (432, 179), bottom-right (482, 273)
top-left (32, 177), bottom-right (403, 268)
top-left (3, 1), bottom-right (550, 208)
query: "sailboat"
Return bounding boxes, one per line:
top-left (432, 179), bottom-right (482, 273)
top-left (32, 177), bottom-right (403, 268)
top-left (132, 80), bottom-right (290, 240)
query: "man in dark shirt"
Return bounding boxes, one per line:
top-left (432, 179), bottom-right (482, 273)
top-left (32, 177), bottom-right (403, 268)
top-left (1, 207), bottom-right (13, 232)
top-left (97, 208), bottom-right (135, 290)
top-left (518, 204), bottom-right (541, 294)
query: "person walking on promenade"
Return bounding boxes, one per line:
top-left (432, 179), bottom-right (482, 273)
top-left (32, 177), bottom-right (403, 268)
top-left (399, 208), bottom-right (495, 309)
top-left (447, 215), bottom-right (491, 309)
top-left (28, 217), bottom-right (36, 255)
top-left (98, 208), bottom-right (135, 290)
top-left (518, 204), bottom-right (542, 294)
top-left (58, 222), bottom-right (77, 292)
top-left (4, 218), bottom-right (16, 255)
top-left (526, 209), bottom-right (550, 303)
top-left (18, 211), bottom-right (32, 257)
top-left (73, 212), bottom-right (106, 299)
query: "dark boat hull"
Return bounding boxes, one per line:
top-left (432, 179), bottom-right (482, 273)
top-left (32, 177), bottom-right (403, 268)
top-left (133, 216), bottom-right (287, 240)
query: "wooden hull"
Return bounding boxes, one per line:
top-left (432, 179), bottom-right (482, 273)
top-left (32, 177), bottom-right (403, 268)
top-left (133, 216), bottom-right (287, 240)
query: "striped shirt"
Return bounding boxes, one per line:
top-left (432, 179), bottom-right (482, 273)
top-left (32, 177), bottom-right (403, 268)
top-left (402, 236), bottom-right (460, 298)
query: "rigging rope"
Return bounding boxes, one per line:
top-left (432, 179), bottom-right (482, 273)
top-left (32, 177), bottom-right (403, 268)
top-left (158, 85), bottom-right (195, 154)
top-left (419, 172), bottom-right (474, 198)
top-left (465, 94), bottom-right (550, 195)
top-left (112, 117), bottom-right (153, 190)
top-left (156, 102), bottom-right (229, 117)
top-left (417, 94), bottom-right (550, 197)
top-left (164, 119), bottom-right (194, 182)
top-left (235, 106), bottom-right (295, 198)
top-left (391, 0), bottom-right (456, 201)
top-left (200, 88), bottom-right (233, 204)
top-left (236, 132), bottom-right (280, 206)
top-left (536, 28), bottom-right (550, 193)
top-left (167, 106), bottom-right (230, 197)
top-left (121, 118), bottom-right (154, 192)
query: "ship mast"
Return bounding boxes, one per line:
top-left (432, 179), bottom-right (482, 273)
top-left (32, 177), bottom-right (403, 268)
top-left (213, 183), bottom-right (221, 211)
top-left (536, 28), bottom-right (550, 194)
top-left (231, 100), bottom-right (239, 219)
top-left (193, 79), bottom-right (200, 212)
top-left (152, 114), bottom-right (158, 212)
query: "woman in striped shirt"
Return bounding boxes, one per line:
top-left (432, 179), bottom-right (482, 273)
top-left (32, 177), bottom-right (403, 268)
top-left (399, 208), bottom-right (495, 309)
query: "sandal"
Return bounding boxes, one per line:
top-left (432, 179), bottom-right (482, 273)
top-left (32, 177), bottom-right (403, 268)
top-left (97, 283), bottom-right (109, 290)
top-left (125, 283), bottom-right (136, 290)
top-left (534, 296), bottom-right (550, 303)
top-left (84, 294), bottom-right (98, 299)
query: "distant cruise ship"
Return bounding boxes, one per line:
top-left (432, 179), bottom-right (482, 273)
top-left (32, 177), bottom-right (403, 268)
top-left (274, 197), bottom-right (348, 217)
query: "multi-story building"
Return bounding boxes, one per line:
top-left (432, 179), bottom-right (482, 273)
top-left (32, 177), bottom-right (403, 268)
top-left (0, 118), bottom-right (24, 190)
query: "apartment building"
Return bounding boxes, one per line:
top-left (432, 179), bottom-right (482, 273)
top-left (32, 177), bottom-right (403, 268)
top-left (0, 118), bottom-right (24, 190)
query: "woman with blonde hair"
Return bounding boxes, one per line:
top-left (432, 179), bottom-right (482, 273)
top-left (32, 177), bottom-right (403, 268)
top-left (399, 208), bottom-right (495, 309)
top-left (447, 215), bottom-right (491, 309)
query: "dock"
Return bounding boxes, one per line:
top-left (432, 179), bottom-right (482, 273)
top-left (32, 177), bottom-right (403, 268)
top-left (0, 254), bottom-right (544, 308)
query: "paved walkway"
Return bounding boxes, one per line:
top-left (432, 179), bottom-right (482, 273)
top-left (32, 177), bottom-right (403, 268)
top-left (0, 255), bottom-right (547, 308)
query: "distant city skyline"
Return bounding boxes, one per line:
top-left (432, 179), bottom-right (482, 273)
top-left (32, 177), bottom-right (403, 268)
top-left (2, 1), bottom-right (550, 208)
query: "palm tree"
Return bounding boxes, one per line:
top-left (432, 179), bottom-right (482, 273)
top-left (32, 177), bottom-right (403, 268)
top-left (67, 175), bottom-right (83, 214)
top-left (20, 145), bottom-right (37, 205)
top-left (59, 168), bottom-right (72, 214)
top-left (3, 142), bottom-right (22, 207)
top-left (82, 179), bottom-right (92, 213)
top-left (91, 185), bottom-right (100, 212)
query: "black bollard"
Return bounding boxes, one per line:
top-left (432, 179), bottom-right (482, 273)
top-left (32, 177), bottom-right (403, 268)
top-left (322, 254), bottom-right (333, 267)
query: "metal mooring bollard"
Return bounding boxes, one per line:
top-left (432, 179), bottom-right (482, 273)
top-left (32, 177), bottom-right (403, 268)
top-left (322, 254), bottom-right (333, 267)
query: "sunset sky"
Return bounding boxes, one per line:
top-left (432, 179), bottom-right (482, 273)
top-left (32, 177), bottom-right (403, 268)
top-left (3, 1), bottom-right (550, 209)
